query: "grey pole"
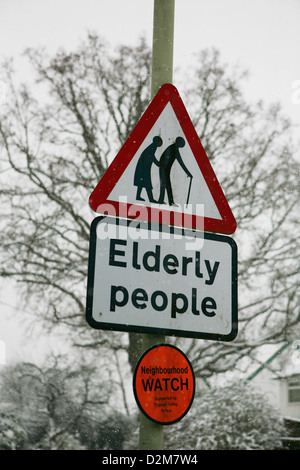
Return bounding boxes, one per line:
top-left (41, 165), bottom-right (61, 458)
top-left (138, 0), bottom-right (175, 451)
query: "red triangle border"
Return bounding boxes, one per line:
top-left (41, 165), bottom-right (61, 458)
top-left (89, 84), bottom-right (236, 235)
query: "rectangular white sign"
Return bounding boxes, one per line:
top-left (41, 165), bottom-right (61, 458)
top-left (86, 216), bottom-right (238, 341)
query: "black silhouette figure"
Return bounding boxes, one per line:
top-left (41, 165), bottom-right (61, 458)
top-left (134, 136), bottom-right (163, 203)
top-left (158, 137), bottom-right (192, 205)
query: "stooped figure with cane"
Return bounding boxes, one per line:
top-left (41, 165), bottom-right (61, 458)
top-left (134, 136), bottom-right (163, 203)
top-left (158, 136), bottom-right (193, 206)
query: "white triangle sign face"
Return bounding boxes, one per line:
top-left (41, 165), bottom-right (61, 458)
top-left (89, 84), bottom-right (236, 234)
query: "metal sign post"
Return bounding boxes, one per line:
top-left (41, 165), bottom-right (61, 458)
top-left (139, 0), bottom-right (175, 450)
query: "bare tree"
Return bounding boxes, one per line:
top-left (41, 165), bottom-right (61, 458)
top-left (0, 35), bottom-right (299, 383)
top-left (0, 34), bottom-right (150, 371)
top-left (0, 356), bottom-right (118, 449)
top-left (175, 49), bottom-right (300, 376)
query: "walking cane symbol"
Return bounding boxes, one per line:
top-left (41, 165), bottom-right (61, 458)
top-left (186, 175), bottom-right (193, 206)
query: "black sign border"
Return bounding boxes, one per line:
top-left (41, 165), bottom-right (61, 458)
top-left (86, 216), bottom-right (238, 342)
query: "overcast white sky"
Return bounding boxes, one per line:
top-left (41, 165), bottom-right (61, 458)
top-left (0, 0), bottom-right (299, 364)
top-left (1, 0), bottom-right (299, 124)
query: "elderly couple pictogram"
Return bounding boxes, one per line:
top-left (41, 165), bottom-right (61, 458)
top-left (134, 136), bottom-right (193, 206)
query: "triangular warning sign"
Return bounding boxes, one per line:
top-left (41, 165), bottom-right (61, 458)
top-left (89, 84), bottom-right (236, 235)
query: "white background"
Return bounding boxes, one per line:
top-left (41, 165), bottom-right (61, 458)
top-left (90, 218), bottom-right (236, 338)
top-left (0, 0), bottom-right (299, 363)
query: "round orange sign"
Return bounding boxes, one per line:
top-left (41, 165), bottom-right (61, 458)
top-left (133, 344), bottom-right (195, 425)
